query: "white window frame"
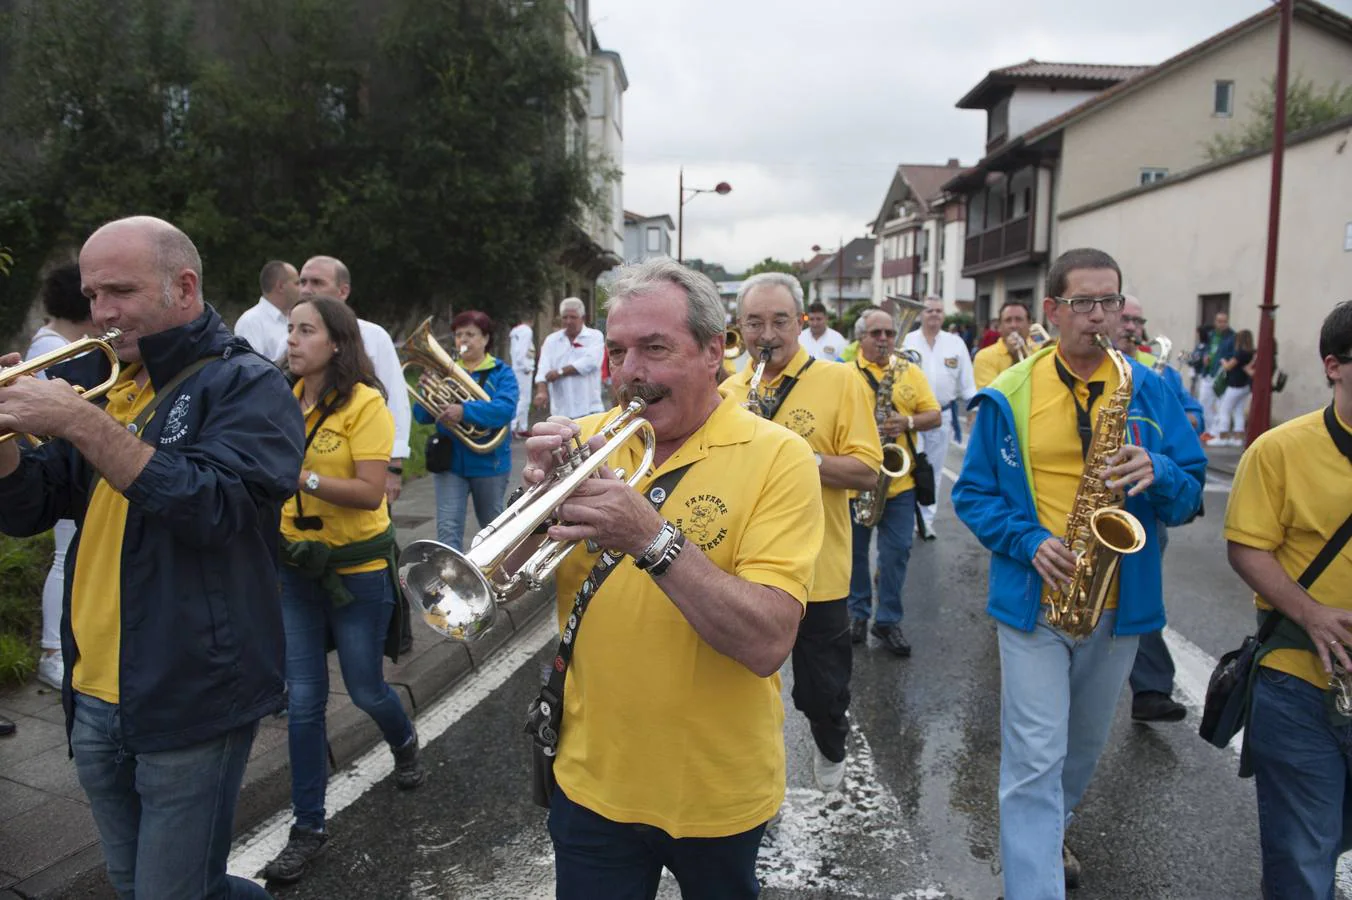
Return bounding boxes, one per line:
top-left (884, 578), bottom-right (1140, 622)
top-left (1214, 80), bottom-right (1235, 117)
top-left (1140, 167), bottom-right (1169, 186)
top-left (645, 226), bottom-right (661, 252)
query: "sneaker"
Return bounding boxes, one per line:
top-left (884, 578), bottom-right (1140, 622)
top-left (36, 651), bottom-right (63, 691)
top-left (0, 715), bottom-right (15, 737)
top-left (922, 532), bottom-right (937, 542)
top-left (262, 825), bottom-right (328, 884)
top-left (1132, 691), bottom-right (1186, 723)
top-left (392, 726), bottom-right (426, 790)
top-left (849, 618), bottom-right (868, 645)
top-left (1063, 841), bottom-right (1082, 890)
top-left (812, 746), bottom-right (846, 793)
top-left (871, 623), bottom-right (912, 658)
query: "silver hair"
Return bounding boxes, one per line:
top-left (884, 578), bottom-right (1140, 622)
top-left (605, 258), bottom-right (724, 347)
top-left (559, 297), bottom-right (585, 316)
top-left (854, 305), bottom-right (885, 338)
top-left (736, 272), bottom-right (804, 317)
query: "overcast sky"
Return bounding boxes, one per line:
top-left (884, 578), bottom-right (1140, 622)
top-left (591, 0), bottom-right (1352, 272)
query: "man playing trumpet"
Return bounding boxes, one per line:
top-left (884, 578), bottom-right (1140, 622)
top-left (719, 272), bottom-right (881, 793)
top-left (973, 300), bottom-right (1035, 391)
top-left (848, 308), bottom-right (942, 658)
top-left (523, 259), bottom-right (824, 898)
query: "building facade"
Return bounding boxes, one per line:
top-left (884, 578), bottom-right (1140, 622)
top-left (622, 210), bottom-right (675, 263)
top-left (869, 161), bottom-right (974, 312)
top-left (803, 237), bottom-right (875, 318)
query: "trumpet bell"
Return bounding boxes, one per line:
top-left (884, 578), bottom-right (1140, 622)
top-left (398, 540), bottom-right (499, 641)
top-left (724, 328), bottom-right (744, 360)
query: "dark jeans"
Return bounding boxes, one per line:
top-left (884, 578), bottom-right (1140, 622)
top-left (1130, 526), bottom-right (1176, 697)
top-left (280, 567), bottom-right (414, 831)
top-left (548, 787), bottom-right (766, 900)
top-left (847, 490), bottom-right (916, 628)
top-left (1249, 667), bottom-right (1352, 899)
top-left (791, 598), bottom-right (852, 763)
top-left (70, 692), bottom-right (271, 899)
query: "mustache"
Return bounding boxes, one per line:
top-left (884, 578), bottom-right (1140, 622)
top-left (617, 381), bottom-right (672, 406)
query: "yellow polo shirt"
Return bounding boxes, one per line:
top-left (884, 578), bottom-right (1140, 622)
top-left (69, 367), bottom-right (155, 703)
top-left (554, 399), bottom-right (824, 838)
top-left (281, 381), bottom-right (394, 573)
top-left (851, 357), bottom-right (941, 497)
top-left (719, 346), bottom-right (881, 601)
top-left (974, 339), bottom-right (1018, 390)
top-left (1225, 407), bottom-right (1352, 689)
top-left (1028, 349), bottom-right (1123, 610)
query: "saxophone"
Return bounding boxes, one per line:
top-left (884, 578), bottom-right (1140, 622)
top-left (1150, 335), bottom-right (1172, 374)
top-left (743, 346), bottom-right (774, 417)
top-left (852, 352), bottom-right (912, 528)
top-left (1044, 334), bottom-right (1148, 638)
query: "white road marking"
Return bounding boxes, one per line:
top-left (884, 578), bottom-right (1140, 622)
top-left (227, 616), bottom-right (557, 883)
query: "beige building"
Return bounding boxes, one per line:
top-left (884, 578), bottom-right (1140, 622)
top-left (944, 0), bottom-right (1352, 327)
top-left (869, 161), bottom-right (975, 312)
top-left (1057, 114), bottom-right (1352, 425)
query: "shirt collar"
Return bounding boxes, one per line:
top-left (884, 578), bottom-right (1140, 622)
top-left (258, 296), bottom-right (289, 323)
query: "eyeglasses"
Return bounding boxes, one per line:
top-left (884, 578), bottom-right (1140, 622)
top-left (1120, 315), bottom-right (1147, 326)
top-left (740, 315), bottom-right (796, 333)
top-left (1053, 294), bottom-right (1126, 314)
top-left (1335, 353), bottom-right (1352, 364)
top-left (866, 329), bottom-right (897, 339)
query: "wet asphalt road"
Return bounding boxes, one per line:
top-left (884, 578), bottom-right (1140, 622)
top-left (238, 444), bottom-right (1295, 900)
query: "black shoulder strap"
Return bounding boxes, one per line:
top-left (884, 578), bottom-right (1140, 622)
top-left (764, 357), bottom-right (814, 422)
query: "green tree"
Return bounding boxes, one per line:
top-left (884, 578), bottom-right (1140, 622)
top-left (1203, 75), bottom-right (1352, 162)
top-left (741, 257), bottom-right (799, 278)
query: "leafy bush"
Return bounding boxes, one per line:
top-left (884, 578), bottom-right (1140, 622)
top-left (0, 531), bottom-right (54, 685)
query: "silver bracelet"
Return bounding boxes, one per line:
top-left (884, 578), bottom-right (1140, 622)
top-left (647, 533), bottom-right (687, 578)
top-left (634, 522), bottom-right (679, 571)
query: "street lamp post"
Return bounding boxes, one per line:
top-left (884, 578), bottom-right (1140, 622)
top-left (677, 168), bottom-right (732, 264)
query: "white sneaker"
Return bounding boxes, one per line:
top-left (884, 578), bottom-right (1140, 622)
top-left (37, 651), bottom-right (63, 690)
top-left (812, 747), bottom-right (846, 792)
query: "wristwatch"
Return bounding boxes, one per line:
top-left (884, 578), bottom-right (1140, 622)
top-left (303, 472), bottom-right (320, 493)
top-left (387, 465), bottom-right (404, 476)
top-left (814, 452), bottom-right (824, 467)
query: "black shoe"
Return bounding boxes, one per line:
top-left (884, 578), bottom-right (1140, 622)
top-left (1132, 691), bottom-right (1186, 723)
top-left (393, 726), bottom-right (426, 790)
top-left (1063, 841), bottom-right (1082, 889)
top-left (871, 623), bottom-right (911, 658)
top-left (262, 825), bottom-right (328, 884)
top-left (0, 715), bottom-right (14, 737)
top-left (850, 618), bottom-right (868, 645)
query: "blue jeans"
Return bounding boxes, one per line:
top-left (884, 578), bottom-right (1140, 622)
top-left (433, 470), bottom-right (510, 551)
top-left (847, 490), bottom-right (915, 627)
top-left (949, 400), bottom-right (963, 443)
top-left (548, 787), bottom-right (766, 900)
top-left (280, 568), bottom-right (414, 831)
top-left (1249, 667), bottom-right (1352, 899)
top-left (70, 692), bottom-right (271, 899)
top-left (997, 610), bottom-right (1139, 900)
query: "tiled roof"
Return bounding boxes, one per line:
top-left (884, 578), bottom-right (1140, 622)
top-left (991, 60), bottom-right (1152, 82)
top-left (804, 237), bottom-right (874, 281)
top-left (900, 163), bottom-right (968, 207)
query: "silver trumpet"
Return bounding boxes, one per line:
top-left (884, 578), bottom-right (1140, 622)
top-left (398, 399), bottom-right (656, 641)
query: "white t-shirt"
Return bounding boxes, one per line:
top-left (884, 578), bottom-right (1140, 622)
top-left (535, 326), bottom-right (605, 418)
top-left (510, 323), bottom-right (536, 374)
top-left (901, 328), bottom-right (976, 410)
top-left (25, 327), bottom-right (69, 371)
top-left (233, 297), bottom-right (290, 363)
top-left (358, 319), bottom-right (412, 459)
top-left (800, 327), bottom-right (847, 362)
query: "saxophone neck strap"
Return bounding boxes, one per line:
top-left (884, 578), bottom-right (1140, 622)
top-left (762, 356), bottom-right (813, 421)
top-left (1054, 354), bottom-right (1106, 461)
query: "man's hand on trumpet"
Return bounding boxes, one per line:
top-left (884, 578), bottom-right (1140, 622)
top-left (0, 351), bottom-right (89, 440)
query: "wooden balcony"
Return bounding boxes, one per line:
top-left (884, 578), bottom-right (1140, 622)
top-left (962, 215), bottom-right (1035, 277)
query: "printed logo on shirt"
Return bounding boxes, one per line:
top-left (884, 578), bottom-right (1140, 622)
top-left (674, 494), bottom-right (729, 550)
top-left (944, 355), bottom-right (960, 369)
top-left (782, 407), bottom-right (817, 438)
top-left (159, 394), bottom-right (192, 445)
top-left (312, 428), bottom-right (344, 454)
top-left (897, 384), bottom-right (918, 407)
top-left (1000, 433), bottom-right (1020, 468)
top-left (823, 345), bottom-right (837, 356)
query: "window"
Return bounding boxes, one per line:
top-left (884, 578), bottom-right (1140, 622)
top-left (645, 226), bottom-right (660, 252)
top-left (1140, 167), bottom-right (1169, 185)
top-left (938, 226), bottom-right (947, 261)
top-left (938, 270), bottom-right (946, 298)
top-left (1214, 80), bottom-right (1235, 117)
top-left (988, 96), bottom-right (1010, 144)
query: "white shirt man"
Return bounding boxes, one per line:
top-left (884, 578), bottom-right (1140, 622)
top-left (234, 260), bottom-right (300, 362)
top-left (902, 297), bottom-right (977, 537)
top-left (800, 306), bottom-right (847, 361)
top-left (509, 320), bottom-right (535, 435)
top-left (298, 255), bottom-right (412, 502)
top-left (534, 298), bottom-right (605, 419)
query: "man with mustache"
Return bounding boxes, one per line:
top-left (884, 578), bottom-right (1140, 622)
top-left (720, 272), bottom-right (882, 793)
top-left (521, 258), bottom-right (824, 897)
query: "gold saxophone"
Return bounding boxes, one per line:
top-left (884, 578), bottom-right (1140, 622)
top-left (1044, 334), bottom-right (1148, 638)
top-left (743, 346), bottom-right (773, 416)
top-left (852, 351), bottom-right (911, 527)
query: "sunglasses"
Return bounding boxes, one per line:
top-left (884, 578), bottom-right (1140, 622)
top-left (867, 329), bottom-right (898, 339)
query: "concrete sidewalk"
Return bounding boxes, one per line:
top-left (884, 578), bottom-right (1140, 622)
top-left (0, 443), bottom-right (549, 899)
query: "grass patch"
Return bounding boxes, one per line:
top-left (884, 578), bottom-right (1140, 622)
top-left (0, 531), bottom-right (54, 686)
top-left (403, 418), bottom-right (436, 482)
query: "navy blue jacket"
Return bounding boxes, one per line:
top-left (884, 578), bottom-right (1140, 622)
top-left (0, 306), bottom-right (305, 752)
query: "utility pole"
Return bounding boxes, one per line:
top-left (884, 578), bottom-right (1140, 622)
top-left (1247, 0), bottom-right (1291, 443)
top-left (836, 235), bottom-right (844, 318)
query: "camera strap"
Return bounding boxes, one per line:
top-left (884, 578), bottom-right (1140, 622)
top-left (526, 461), bottom-right (694, 755)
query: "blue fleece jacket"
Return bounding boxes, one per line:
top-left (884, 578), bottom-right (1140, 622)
top-left (952, 346), bottom-right (1207, 635)
top-left (412, 356), bottom-right (517, 478)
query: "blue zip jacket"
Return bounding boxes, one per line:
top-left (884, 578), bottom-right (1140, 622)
top-left (1135, 350), bottom-right (1205, 436)
top-left (412, 355), bottom-right (517, 478)
top-left (951, 346), bottom-right (1206, 635)
top-left (0, 306), bottom-right (305, 752)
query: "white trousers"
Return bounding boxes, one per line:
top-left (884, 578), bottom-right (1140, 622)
top-left (918, 420), bottom-right (952, 531)
top-left (1197, 377), bottom-right (1220, 436)
top-left (42, 520), bottom-right (76, 650)
top-left (513, 370), bottom-right (533, 433)
top-left (1216, 385), bottom-right (1252, 436)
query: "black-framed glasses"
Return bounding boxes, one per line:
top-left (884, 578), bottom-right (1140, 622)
top-left (867, 329), bottom-right (897, 339)
top-left (1053, 294), bottom-right (1126, 314)
top-left (1335, 353), bottom-right (1352, 364)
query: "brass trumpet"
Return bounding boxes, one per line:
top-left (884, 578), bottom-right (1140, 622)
top-left (0, 329), bottom-right (123, 445)
top-left (399, 316), bottom-right (508, 454)
top-left (398, 399), bottom-right (656, 641)
top-left (723, 328), bottom-right (744, 360)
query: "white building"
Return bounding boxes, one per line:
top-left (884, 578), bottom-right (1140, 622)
top-left (869, 161), bottom-right (974, 312)
top-left (622, 211), bottom-right (675, 263)
top-left (803, 237), bottom-right (874, 318)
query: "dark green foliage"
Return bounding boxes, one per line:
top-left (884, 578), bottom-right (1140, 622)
top-left (0, 531), bottom-right (54, 685)
top-left (0, 0), bottom-right (608, 339)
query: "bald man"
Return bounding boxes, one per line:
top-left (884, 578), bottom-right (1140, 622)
top-left (299, 255), bottom-right (412, 504)
top-left (0, 216), bottom-right (303, 898)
